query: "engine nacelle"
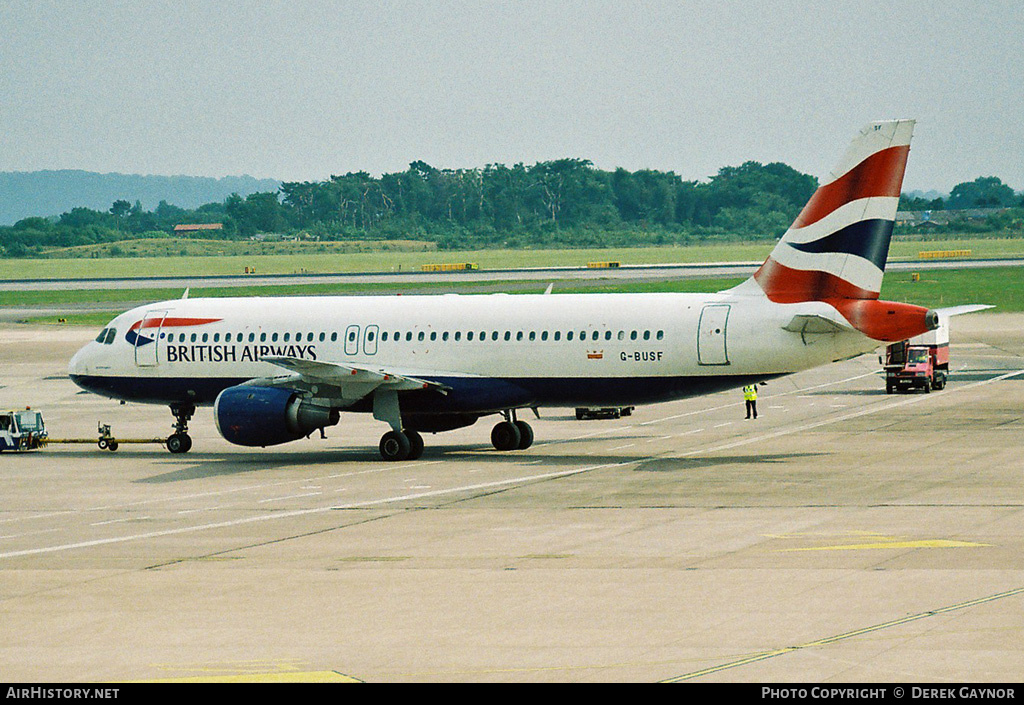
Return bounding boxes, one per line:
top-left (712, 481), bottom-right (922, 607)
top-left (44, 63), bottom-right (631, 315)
top-left (214, 385), bottom-right (339, 447)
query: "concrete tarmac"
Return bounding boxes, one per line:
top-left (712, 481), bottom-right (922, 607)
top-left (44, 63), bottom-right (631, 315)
top-left (0, 315), bottom-right (1022, 682)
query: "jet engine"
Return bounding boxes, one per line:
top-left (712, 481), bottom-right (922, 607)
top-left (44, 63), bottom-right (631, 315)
top-left (214, 385), bottom-right (339, 447)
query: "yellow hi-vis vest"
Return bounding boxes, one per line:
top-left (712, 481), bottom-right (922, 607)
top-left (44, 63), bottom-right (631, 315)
top-left (743, 385), bottom-right (757, 401)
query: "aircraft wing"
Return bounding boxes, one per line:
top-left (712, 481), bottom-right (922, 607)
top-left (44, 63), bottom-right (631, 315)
top-left (259, 356), bottom-right (451, 403)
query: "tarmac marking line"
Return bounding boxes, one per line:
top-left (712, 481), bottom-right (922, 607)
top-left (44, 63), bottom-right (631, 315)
top-left (662, 585), bottom-right (1024, 682)
top-left (0, 461), bottom-right (632, 560)
top-left (679, 368), bottom-right (1024, 458)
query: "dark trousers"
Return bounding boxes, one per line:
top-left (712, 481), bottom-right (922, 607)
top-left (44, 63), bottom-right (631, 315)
top-left (745, 400), bottom-right (757, 419)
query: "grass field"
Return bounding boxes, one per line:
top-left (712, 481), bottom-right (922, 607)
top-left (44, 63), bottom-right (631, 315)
top-left (11, 265), bottom-right (1021, 329)
top-left (4, 236), bottom-right (1023, 281)
top-left (0, 242), bottom-right (770, 280)
top-left (4, 238), bottom-right (1021, 327)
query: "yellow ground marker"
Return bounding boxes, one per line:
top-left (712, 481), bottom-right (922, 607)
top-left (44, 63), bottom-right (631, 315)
top-left (132, 670), bottom-right (360, 683)
top-left (780, 538), bottom-right (991, 551)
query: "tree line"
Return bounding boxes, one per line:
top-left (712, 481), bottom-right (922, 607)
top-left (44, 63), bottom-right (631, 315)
top-left (2, 160), bottom-right (1022, 258)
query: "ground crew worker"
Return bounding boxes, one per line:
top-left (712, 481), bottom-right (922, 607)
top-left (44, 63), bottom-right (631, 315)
top-left (743, 384), bottom-right (758, 419)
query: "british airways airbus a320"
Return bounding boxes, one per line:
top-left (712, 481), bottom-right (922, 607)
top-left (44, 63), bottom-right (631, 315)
top-left (69, 120), bottom-right (950, 461)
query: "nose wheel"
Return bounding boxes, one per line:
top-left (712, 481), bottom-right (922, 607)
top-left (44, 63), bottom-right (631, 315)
top-left (167, 404), bottom-right (195, 454)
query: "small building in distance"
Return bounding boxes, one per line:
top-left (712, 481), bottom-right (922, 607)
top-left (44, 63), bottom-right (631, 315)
top-left (173, 223), bottom-right (224, 236)
top-left (896, 207), bottom-right (1007, 229)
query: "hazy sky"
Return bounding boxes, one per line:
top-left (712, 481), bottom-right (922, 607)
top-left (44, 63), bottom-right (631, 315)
top-left (2, 0), bottom-right (1022, 193)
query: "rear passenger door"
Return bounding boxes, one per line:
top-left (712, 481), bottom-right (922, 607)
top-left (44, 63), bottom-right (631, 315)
top-left (697, 304), bottom-right (730, 365)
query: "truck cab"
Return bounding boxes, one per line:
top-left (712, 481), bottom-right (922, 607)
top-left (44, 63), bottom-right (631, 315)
top-left (0, 409), bottom-right (47, 451)
top-left (883, 339), bottom-right (948, 394)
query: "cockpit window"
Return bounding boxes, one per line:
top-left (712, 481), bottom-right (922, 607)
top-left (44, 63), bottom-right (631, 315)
top-left (95, 328), bottom-right (109, 343)
top-left (103, 328), bottom-right (117, 345)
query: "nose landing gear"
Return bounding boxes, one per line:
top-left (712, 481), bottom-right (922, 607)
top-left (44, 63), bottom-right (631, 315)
top-left (167, 403), bottom-right (195, 454)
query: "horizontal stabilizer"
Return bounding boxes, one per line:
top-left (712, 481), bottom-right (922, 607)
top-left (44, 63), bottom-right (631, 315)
top-left (933, 304), bottom-right (994, 317)
top-left (783, 314), bottom-right (853, 335)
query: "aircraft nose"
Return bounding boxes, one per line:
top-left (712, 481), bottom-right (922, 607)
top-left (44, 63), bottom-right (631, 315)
top-left (68, 343), bottom-right (93, 378)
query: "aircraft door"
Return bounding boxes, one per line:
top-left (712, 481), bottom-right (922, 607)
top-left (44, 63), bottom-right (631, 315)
top-left (363, 325), bottom-right (379, 355)
top-left (344, 324), bottom-right (361, 356)
top-left (697, 304), bottom-right (730, 365)
top-left (134, 310), bottom-right (168, 367)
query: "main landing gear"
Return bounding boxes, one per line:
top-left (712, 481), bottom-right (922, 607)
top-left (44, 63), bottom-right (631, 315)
top-left (167, 403), bottom-right (194, 454)
top-left (375, 410), bottom-right (534, 461)
top-left (490, 410), bottom-right (533, 451)
top-left (378, 429), bottom-right (424, 462)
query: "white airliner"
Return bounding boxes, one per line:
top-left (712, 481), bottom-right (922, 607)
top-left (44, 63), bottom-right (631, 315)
top-left (69, 119), bottom-right (944, 460)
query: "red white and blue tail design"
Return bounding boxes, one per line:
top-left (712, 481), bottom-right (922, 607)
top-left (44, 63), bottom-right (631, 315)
top-left (754, 119), bottom-right (913, 301)
top-left (733, 120), bottom-right (935, 341)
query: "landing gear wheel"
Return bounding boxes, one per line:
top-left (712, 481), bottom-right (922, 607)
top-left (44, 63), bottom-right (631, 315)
top-left (514, 420), bottom-right (534, 450)
top-left (491, 421), bottom-right (522, 451)
top-left (167, 433), bottom-right (192, 454)
top-left (379, 430), bottom-right (411, 461)
top-left (107, 440), bottom-right (119, 452)
top-left (406, 430), bottom-right (424, 460)
top-left (168, 404), bottom-right (195, 454)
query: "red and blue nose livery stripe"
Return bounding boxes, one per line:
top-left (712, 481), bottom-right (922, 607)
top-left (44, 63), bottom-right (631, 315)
top-left (125, 317), bottom-right (222, 347)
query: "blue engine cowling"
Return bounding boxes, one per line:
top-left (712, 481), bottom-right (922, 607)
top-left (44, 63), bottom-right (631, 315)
top-left (214, 385), bottom-right (339, 447)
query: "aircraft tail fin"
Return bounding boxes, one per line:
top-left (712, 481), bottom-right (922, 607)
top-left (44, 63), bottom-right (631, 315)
top-left (731, 120), bottom-right (936, 341)
top-left (745, 119), bottom-right (914, 302)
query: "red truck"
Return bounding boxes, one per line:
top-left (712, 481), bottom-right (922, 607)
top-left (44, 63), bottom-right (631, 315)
top-left (882, 323), bottom-right (949, 394)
